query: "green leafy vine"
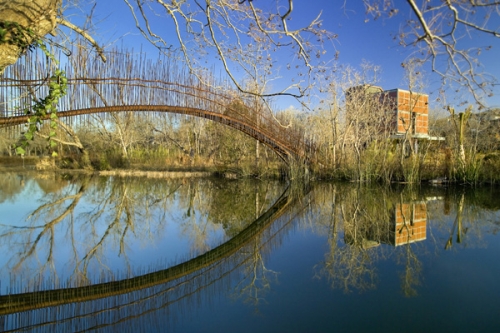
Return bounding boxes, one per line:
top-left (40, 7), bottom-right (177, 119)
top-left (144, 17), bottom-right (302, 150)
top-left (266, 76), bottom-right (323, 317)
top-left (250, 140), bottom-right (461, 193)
top-left (0, 21), bottom-right (67, 157)
top-left (16, 64), bottom-right (67, 157)
top-left (0, 21), bottom-right (36, 52)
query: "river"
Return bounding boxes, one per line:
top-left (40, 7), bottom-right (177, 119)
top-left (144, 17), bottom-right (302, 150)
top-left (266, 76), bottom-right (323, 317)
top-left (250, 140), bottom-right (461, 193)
top-left (0, 172), bottom-right (499, 332)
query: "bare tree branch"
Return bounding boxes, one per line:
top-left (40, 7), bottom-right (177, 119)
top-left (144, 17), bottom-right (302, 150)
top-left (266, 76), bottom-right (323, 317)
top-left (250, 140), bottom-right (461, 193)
top-left (120, 0), bottom-right (336, 100)
top-left (55, 18), bottom-right (107, 62)
top-left (365, 0), bottom-right (500, 106)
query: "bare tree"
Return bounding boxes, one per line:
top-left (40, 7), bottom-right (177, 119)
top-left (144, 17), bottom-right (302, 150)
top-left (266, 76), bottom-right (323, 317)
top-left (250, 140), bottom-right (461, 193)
top-left (2, 1), bottom-right (499, 159)
top-left (364, 0), bottom-right (500, 105)
top-left (2, 1), bottom-right (499, 99)
top-left (0, 0), bottom-right (60, 73)
top-left (0, 0), bottom-right (106, 73)
top-left (122, 0), bottom-right (335, 99)
top-left (2, 1), bottom-right (499, 106)
top-left (336, 64), bottom-right (394, 182)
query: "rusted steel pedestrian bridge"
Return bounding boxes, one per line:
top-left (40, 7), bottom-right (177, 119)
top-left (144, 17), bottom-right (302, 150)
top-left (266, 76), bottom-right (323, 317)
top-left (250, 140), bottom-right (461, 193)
top-left (0, 51), bottom-right (312, 164)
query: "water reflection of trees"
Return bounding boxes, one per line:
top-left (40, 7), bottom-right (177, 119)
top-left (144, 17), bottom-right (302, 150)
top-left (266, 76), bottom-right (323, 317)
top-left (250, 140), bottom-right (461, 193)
top-left (429, 186), bottom-right (500, 250)
top-left (0, 174), bottom-right (285, 291)
top-left (232, 237), bottom-right (279, 311)
top-left (1, 175), bottom-right (499, 331)
top-left (313, 183), bottom-right (500, 296)
top-left (0, 181), bottom-right (298, 332)
top-left (313, 184), bottom-right (390, 292)
top-left (0, 172), bottom-right (69, 203)
top-left (0, 172), bottom-right (27, 203)
top-left (176, 179), bottom-right (284, 254)
top-left (313, 184), bottom-right (428, 295)
top-left (12, 177), bottom-right (88, 278)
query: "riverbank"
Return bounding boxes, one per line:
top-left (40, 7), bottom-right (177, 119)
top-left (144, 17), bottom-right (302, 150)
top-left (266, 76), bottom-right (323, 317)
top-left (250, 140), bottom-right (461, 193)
top-left (0, 156), bottom-right (260, 179)
top-left (3, 154), bottom-right (500, 184)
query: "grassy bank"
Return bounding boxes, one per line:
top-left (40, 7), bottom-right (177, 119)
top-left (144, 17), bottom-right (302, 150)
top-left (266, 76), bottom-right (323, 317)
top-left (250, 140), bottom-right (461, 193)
top-left (3, 143), bottom-right (500, 184)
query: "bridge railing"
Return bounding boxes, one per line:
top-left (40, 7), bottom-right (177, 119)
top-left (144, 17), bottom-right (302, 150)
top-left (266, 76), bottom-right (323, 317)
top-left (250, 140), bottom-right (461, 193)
top-left (0, 48), bottom-right (314, 160)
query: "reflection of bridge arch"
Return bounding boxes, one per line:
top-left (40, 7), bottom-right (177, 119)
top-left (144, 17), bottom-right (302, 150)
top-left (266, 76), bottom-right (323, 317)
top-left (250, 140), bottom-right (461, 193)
top-left (0, 105), bottom-right (301, 163)
top-left (0, 187), bottom-right (297, 316)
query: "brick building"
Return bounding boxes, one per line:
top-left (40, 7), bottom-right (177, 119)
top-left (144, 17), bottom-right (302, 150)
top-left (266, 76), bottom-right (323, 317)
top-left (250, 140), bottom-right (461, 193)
top-left (346, 85), bottom-right (443, 153)
top-left (384, 89), bottom-right (429, 138)
top-left (345, 85), bottom-right (430, 136)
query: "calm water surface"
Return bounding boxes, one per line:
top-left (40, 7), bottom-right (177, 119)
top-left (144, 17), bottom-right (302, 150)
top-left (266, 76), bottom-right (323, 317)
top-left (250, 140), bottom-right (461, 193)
top-left (0, 172), bottom-right (499, 332)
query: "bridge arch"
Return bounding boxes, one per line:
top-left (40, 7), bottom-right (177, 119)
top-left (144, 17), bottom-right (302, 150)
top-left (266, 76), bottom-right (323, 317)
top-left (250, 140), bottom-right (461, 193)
top-left (0, 105), bottom-right (308, 164)
top-left (0, 48), bottom-right (313, 166)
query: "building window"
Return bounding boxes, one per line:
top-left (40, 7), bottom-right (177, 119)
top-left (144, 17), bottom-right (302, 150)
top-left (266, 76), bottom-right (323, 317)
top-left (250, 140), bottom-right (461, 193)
top-left (411, 112), bottom-right (417, 134)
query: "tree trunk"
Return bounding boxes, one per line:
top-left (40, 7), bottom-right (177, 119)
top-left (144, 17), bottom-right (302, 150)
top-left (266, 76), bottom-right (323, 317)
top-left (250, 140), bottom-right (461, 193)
top-left (0, 0), bottom-right (61, 73)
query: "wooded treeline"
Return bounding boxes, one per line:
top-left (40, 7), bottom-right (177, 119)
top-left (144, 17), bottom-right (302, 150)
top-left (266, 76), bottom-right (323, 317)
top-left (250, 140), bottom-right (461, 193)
top-left (1, 49), bottom-right (500, 184)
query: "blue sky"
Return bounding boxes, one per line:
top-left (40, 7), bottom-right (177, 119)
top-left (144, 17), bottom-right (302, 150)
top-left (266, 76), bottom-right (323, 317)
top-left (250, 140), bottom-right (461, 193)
top-left (65, 1), bottom-right (500, 112)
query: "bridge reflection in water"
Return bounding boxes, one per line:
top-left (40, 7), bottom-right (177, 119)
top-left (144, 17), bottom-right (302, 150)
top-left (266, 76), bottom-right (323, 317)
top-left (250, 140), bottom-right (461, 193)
top-left (1, 177), bottom-right (498, 332)
top-left (0, 181), bottom-right (301, 331)
top-left (0, 181), bottom-right (434, 331)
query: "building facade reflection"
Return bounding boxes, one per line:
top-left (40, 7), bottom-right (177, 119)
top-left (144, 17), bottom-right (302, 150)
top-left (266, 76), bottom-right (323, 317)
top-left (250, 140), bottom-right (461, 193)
top-left (343, 201), bottom-right (428, 248)
top-left (383, 202), bottom-right (427, 246)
